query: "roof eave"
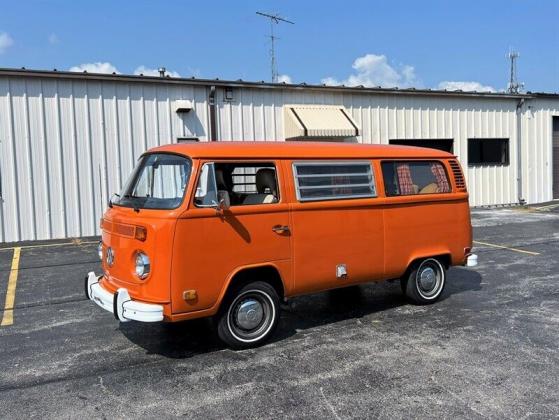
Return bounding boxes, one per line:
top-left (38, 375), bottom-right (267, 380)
top-left (0, 67), bottom-right (556, 100)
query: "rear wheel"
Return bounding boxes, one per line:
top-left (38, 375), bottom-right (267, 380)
top-left (401, 258), bottom-right (446, 304)
top-left (216, 281), bottom-right (280, 349)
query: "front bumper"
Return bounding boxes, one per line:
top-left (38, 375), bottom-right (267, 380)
top-left (85, 272), bottom-right (164, 322)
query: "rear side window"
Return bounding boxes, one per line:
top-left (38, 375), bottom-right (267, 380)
top-left (381, 161), bottom-right (451, 196)
top-left (293, 161), bottom-right (376, 202)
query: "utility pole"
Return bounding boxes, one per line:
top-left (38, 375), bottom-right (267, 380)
top-left (507, 49), bottom-right (522, 94)
top-left (256, 11), bottom-right (294, 83)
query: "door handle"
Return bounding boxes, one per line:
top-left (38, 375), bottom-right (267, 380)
top-left (272, 225), bottom-right (290, 234)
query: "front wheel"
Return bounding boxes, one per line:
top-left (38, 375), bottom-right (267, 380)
top-left (401, 258), bottom-right (446, 304)
top-left (216, 281), bottom-right (280, 349)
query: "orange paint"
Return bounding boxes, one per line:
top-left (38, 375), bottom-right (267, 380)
top-left (96, 141), bottom-right (473, 323)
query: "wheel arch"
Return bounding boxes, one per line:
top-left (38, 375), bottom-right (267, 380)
top-left (216, 263), bottom-right (286, 312)
top-left (402, 252), bottom-right (451, 280)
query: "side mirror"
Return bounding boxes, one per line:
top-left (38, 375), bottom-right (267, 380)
top-left (215, 191), bottom-right (230, 213)
top-left (216, 198), bottom-right (228, 212)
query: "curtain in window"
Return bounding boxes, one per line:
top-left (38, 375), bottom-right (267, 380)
top-left (396, 163), bottom-right (415, 195)
top-left (430, 163), bottom-right (450, 192)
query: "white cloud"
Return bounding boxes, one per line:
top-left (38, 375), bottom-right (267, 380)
top-left (69, 62), bottom-right (120, 74)
top-left (0, 32), bottom-right (14, 54)
top-left (133, 66), bottom-right (181, 78)
top-left (277, 74), bottom-right (292, 84)
top-left (322, 53), bottom-right (418, 88)
top-left (48, 33), bottom-right (59, 44)
top-left (437, 81), bottom-right (496, 92)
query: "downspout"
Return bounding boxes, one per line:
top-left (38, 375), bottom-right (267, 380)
top-left (516, 98), bottom-right (525, 205)
top-left (208, 86), bottom-right (217, 141)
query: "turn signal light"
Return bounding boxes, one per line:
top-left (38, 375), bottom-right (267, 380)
top-left (183, 290), bottom-right (198, 301)
top-left (135, 226), bottom-right (147, 242)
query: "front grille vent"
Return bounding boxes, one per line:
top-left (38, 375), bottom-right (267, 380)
top-left (101, 219), bottom-right (135, 238)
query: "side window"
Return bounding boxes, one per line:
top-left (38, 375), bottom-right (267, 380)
top-left (194, 163), bottom-right (218, 206)
top-left (194, 162), bottom-right (279, 207)
top-left (293, 161), bottom-right (376, 202)
top-left (381, 161), bottom-right (451, 196)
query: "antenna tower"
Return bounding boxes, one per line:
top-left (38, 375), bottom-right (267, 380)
top-left (507, 49), bottom-right (522, 94)
top-left (256, 11), bottom-right (294, 83)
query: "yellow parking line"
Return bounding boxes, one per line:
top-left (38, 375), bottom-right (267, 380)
top-left (1, 247), bottom-right (21, 326)
top-left (0, 240), bottom-right (98, 252)
top-left (473, 240), bottom-right (540, 256)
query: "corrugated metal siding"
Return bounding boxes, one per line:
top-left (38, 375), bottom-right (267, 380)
top-left (216, 89), bottom-right (521, 206)
top-left (1, 74), bottom-right (558, 243)
top-left (521, 99), bottom-right (559, 205)
top-left (0, 76), bottom-right (209, 242)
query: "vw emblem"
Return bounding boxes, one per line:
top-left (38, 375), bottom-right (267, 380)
top-left (106, 247), bottom-right (115, 267)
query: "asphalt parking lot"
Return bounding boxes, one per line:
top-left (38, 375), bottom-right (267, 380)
top-left (0, 206), bottom-right (558, 419)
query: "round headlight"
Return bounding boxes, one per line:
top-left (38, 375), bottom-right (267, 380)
top-left (135, 252), bottom-right (151, 279)
top-left (97, 242), bottom-right (103, 260)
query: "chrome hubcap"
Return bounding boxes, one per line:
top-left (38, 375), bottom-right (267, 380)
top-left (415, 260), bottom-right (444, 299)
top-left (419, 267), bottom-right (436, 292)
top-left (236, 299), bottom-right (264, 330)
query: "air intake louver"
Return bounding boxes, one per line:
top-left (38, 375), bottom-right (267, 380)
top-left (449, 160), bottom-right (466, 191)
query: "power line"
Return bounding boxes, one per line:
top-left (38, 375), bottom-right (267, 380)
top-left (256, 11), bottom-right (295, 83)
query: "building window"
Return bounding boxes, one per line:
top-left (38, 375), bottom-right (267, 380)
top-left (381, 161), bottom-right (451, 196)
top-left (389, 139), bottom-right (454, 153)
top-left (293, 161), bottom-right (376, 202)
top-left (468, 138), bottom-right (509, 166)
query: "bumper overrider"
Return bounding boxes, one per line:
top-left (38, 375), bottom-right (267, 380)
top-left (85, 272), bottom-right (164, 322)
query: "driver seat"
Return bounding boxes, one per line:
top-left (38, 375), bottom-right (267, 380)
top-left (243, 168), bottom-right (277, 205)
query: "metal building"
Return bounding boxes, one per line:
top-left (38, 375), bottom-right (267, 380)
top-left (1, 68), bottom-right (558, 243)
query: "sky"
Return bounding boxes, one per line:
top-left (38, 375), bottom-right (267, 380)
top-left (0, 0), bottom-right (558, 93)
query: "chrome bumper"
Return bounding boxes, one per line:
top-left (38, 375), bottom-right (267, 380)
top-left (85, 272), bottom-right (164, 322)
top-left (466, 254), bottom-right (478, 267)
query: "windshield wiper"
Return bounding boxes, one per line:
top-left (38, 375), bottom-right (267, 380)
top-left (123, 194), bottom-right (141, 213)
top-left (108, 193), bottom-right (120, 208)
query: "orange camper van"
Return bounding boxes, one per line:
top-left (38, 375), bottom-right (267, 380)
top-left (86, 141), bottom-right (477, 349)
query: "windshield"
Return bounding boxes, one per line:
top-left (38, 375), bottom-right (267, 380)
top-left (114, 153), bottom-right (191, 210)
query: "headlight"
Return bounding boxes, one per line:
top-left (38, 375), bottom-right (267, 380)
top-left (97, 242), bottom-right (103, 260)
top-left (135, 252), bottom-right (151, 279)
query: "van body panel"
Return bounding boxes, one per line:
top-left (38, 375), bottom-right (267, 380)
top-left (100, 206), bottom-right (177, 305)
top-left (281, 158), bottom-right (383, 294)
top-left (171, 159), bottom-right (291, 314)
top-left (382, 198), bottom-right (470, 279)
top-left (166, 259), bottom-right (293, 322)
top-left (289, 201), bottom-right (384, 294)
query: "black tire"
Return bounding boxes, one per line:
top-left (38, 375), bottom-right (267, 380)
top-left (400, 258), bottom-right (446, 304)
top-left (216, 281), bottom-right (280, 349)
